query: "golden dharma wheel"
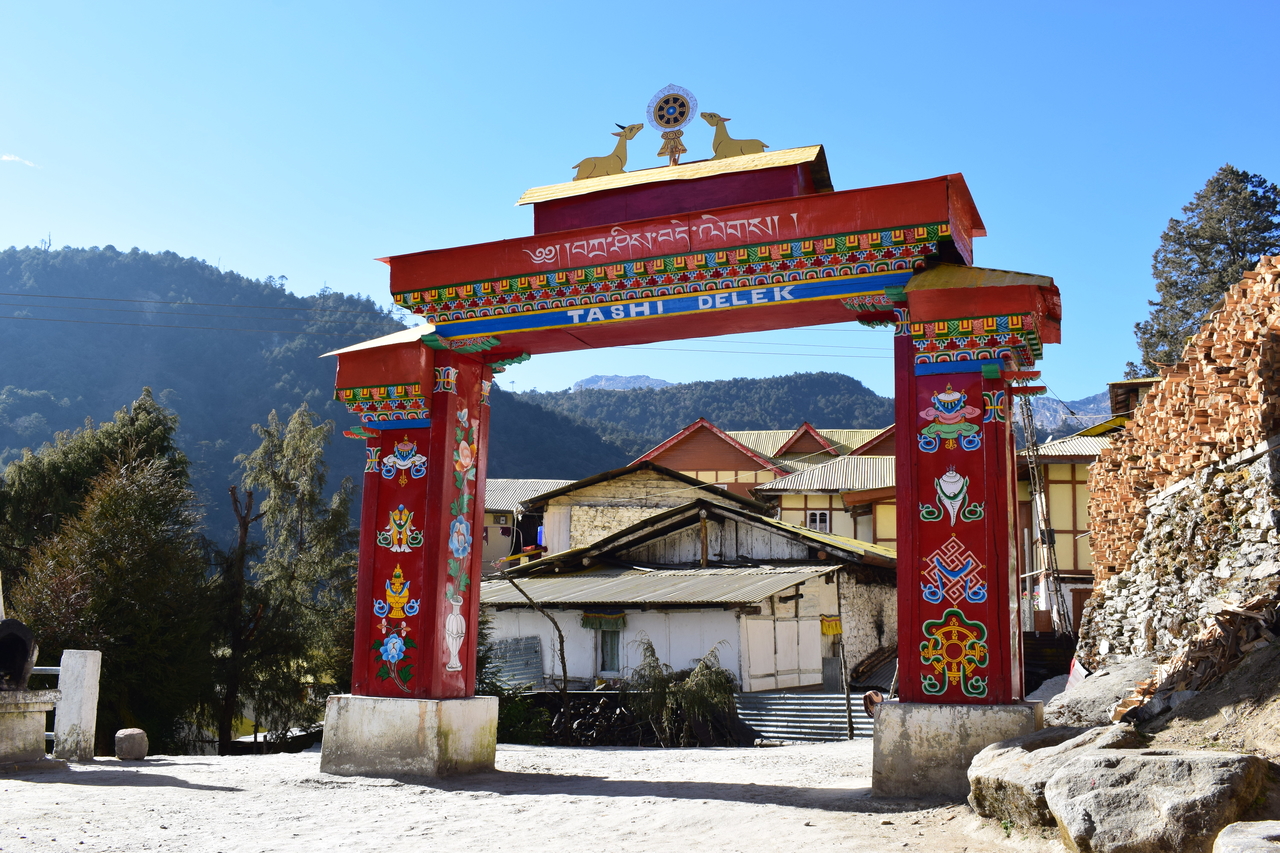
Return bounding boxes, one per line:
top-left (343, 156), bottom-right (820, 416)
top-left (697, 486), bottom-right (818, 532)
top-left (646, 84), bottom-right (697, 134)
top-left (652, 94), bottom-right (690, 129)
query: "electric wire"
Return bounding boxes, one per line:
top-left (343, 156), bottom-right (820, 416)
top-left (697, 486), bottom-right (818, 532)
top-left (0, 290), bottom-right (399, 316)
top-left (0, 314), bottom-right (379, 337)
top-left (0, 300), bottom-right (389, 323)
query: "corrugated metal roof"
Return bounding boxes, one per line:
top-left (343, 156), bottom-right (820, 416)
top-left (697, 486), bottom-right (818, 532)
top-left (516, 146), bottom-right (828, 206)
top-left (1026, 434), bottom-right (1113, 459)
top-left (481, 564), bottom-right (833, 606)
top-left (485, 479), bottom-right (574, 513)
top-left (755, 456), bottom-right (895, 493)
top-left (727, 428), bottom-right (885, 460)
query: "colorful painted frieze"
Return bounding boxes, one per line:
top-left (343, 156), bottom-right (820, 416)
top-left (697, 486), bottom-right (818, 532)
top-left (392, 223), bottom-right (949, 324)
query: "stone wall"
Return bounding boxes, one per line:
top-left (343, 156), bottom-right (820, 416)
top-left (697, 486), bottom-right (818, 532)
top-left (838, 573), bottom-right (897, 666)
top-left (1090, 257), bottom-right (1280, 580)
top-left (550, 468), bottom-right (746, 549)
top-left (1077, 446), bottom-right (1280, 669)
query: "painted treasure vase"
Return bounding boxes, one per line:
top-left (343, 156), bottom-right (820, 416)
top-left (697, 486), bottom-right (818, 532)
top-left (444, 594), bottom-right (466, 672)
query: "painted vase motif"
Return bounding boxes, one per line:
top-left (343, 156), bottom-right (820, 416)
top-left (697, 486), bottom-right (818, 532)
top-left (444, 595), bottom-right (466, 672)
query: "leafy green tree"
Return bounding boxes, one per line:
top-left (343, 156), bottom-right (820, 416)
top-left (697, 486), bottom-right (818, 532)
top-left (1128, 165), bottom-right (1280, 377)
top-left (209, 404), bottom-right (357, 751)
top-left (0, 388), bottom-right (187, 608)
top-left (9, 457), bottom-right (214, 754)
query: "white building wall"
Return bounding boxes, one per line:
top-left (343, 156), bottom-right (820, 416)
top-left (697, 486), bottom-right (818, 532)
top-left (487, 607), bottom-right (742, 686)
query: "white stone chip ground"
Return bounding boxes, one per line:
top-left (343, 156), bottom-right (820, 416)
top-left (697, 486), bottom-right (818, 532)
top-left (0, 740), bottom-right (1066, 852)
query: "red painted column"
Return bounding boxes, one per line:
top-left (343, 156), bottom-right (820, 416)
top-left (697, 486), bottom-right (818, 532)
top-left (894, 306), bottom-right (1023, 704)
top-left (348, 351), bottom-right (492, 699)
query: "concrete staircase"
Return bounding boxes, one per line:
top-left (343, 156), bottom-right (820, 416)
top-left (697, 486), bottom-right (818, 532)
top-left (734, 691), bottom-right (874, 741)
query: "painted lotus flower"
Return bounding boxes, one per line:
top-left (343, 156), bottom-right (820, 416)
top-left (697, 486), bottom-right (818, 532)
top-left (379, 634), bottom-right (406, 664)
top-left (449, 515), bottom-right (472, 558)
top-left (455, 441), bottom-right (475, 471)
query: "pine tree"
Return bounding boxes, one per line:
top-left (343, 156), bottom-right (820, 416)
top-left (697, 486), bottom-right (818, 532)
top-left (1128, 165), bottom-right (1280, 377)
top-left (209, 404), bottom-right (357, 751)
top-left (0, 388), bottom-right (187, 596)
top-left (10, 458), bottom-right (215, 754)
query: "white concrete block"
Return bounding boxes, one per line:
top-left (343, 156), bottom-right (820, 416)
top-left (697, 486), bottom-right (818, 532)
top-left (53, 650), bottom-right (101, 761)
top-left (0, 689), bottom-right (60, 767)
top-left (872, 701), bottom-right (1043, 799)
top-left (319, 694), bottom-right (497, 778)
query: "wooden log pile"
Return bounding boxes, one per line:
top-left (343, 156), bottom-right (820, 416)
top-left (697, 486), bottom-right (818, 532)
top-left (1090, 258), bottom-right (1280, 582)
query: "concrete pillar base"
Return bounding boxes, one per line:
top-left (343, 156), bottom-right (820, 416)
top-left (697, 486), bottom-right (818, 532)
top-left (319, 694), bottom-right (497, 778)
top-left (872, 701), bottom-right (1043, 799)
top-left (0, 689), bottom-right (61, 769)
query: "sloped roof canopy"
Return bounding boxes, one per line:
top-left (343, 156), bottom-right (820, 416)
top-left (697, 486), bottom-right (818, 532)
top-left (774, 422), bottom-right (840, 457)
top-left (634, 418), bottom-right (786, 473)
top-left (485, 479), bottom-right (575, 513)
top-left (755, 455), bottom-right (895, 494)
top-left (482, 564), bottom-right (835, 607)
top-left (847, 425), bottom-right (895, 457)
top-left (506, 498), bottom-right (895, 578)
top-left (518, 460), bottom-right (772, 514)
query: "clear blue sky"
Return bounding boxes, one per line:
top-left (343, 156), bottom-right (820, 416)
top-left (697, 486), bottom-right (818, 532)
top-left (4, 1), bottom-right (1276, 404)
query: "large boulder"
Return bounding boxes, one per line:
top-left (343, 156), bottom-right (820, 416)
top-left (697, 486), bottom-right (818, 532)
top-left (1214, 821), bottom-right (1280, 852)
top-left (1045, 658), bottom-right (1156, 727)
top-left (1045, 749), bottom-right (1268, 853)
top-left (969, 725), bottom-right (1145, 826)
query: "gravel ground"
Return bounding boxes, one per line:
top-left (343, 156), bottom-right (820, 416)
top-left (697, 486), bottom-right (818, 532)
top-left (0, 740), bottom-right (1065, 852)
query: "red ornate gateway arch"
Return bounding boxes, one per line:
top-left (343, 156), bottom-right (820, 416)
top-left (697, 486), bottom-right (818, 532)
top-left (320, 121), bottom-right (1059, 781)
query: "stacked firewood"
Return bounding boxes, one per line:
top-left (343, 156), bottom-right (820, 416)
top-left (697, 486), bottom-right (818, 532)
top-left (1090, 258), bottom-right (1280, 580)
top-left (1155, 594), bottom-right (1278, 692)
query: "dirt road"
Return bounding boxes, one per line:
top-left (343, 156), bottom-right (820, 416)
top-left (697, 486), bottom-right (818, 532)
top-left (1, 740), bottom-right (1063, 852)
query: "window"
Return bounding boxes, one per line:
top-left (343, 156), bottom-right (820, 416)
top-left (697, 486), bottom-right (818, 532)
top-left (806, 510), bottom-right (830, 533)
top-left (599, 630), bottom-right (621, 674)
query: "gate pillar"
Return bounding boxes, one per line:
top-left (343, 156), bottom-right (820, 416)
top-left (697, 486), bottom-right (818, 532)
top-left (321, 333), bottom-right (498, 777)
top-left (874, 267), bottom-right (1059, 797)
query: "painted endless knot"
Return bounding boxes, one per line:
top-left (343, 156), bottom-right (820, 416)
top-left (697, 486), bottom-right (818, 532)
top-left (920, 535), bottom-right (987, 605)
top-left (919, 384), bottom-right (981, 452)
top-left (919, 608), bottom-right (989, 698)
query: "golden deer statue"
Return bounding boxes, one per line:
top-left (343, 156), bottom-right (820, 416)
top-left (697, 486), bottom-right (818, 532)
top-left (572, 123), bottom-right (644, 181)
top-left (700, 112), bottom-right (768, 160)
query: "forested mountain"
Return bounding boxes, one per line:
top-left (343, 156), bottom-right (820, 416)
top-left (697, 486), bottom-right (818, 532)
top-left (0, 247), bottom-right (628, 537)
top-left (518, 372), bottom-right (896, 458)
top-left (572, 374), bottom-right (673, 391)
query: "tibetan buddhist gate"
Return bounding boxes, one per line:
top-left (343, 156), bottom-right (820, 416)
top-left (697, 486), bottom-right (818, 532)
top-left (320, 88), bottom-right (1059, 782)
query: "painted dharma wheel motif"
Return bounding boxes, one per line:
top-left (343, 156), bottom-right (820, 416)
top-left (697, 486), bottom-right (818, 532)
top-left (653, 95), bottom-right (690, 128)
top-left (919, 608), bottom-right (989, 698)
top-left (646, 84), bottom-right (697, 134)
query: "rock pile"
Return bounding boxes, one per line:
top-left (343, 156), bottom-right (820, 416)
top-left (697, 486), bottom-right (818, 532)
top-left (1077, 448), bottom-right (1280, 673)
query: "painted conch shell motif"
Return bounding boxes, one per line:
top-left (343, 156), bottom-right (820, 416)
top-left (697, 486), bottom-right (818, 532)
top-left (919, 384), bottom-right (982, 452)
top-left (919, 468), bottom-right (985, 525)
